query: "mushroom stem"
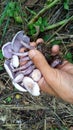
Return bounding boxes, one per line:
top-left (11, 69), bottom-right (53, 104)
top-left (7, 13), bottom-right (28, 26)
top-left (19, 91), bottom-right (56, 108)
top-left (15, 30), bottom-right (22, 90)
top-left (9, 49), bottom-right (29, 56)
top-left (21, 65), bottom-right (35, 75)
top-left (20, 56), bottom-right (30, 62)
top-left (12, 61), bottom-right (33, 72)
top-left (20, 40), bottom-right (35, 50)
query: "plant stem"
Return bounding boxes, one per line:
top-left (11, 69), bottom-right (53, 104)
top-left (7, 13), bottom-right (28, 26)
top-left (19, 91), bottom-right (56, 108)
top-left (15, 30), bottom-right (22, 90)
top-left (45, 15), bottom-right (73, 31)
top-left (28, 0), bottom-right (60, 26)
top-left (0, 3), bottom-right (9, 26)
top-left (0, 18), bottom-right (10, 47)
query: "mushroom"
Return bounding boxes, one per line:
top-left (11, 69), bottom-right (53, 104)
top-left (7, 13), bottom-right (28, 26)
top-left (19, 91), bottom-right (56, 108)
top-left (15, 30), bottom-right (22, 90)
top-left (2, 31), bottom-right (42, 96)
top-left (23, 77), bottom-right (40, 96)
top-left (12, 31), bottom-right (34, 52)
top-left (51, 59), bottom-right (62, 68)
top-left (12, 81), bottom-right (27, 92)
top-left (4, 60), bottom-right (14, 79)
top-left (20, 56), bottom-right (30, 62)
top-left (2, 42), bottom-right (29, 59)
top-left (2, 42), bottom-right (12, 59)
top-left (13, 61), bottom-right (33, 72)
top-left (31, 69), bottom-right (41, 82)
top-left (21, 65), bottom-right (35, 75)
top-left (11, 55), bottom-right (19, 68)
top-left (13, 73), bottom-right (24, 83)
top-left (8, 48), bottom-right (29, 57)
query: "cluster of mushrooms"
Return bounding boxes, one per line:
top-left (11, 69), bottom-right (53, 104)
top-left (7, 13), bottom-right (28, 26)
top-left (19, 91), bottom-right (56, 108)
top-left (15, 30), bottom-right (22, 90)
top-left (2, 31), bottom-right (61, 96)
top-left (2, 31), bottom-right (43, 96)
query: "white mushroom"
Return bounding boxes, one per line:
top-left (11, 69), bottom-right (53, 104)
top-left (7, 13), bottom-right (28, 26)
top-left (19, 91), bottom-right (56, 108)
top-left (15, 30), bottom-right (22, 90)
top-left (12, 81), bottom-right (27, 92)
top-left (11, 55), bottom-right (19, 68)
top-left (31, 69), bottom-right (41, 82)
top-left (23, 77), bottom-right (40, 96)
top-left (13, 73), bottom-right (24, 83)
top-left (4, 60), bottom-right (14, 79)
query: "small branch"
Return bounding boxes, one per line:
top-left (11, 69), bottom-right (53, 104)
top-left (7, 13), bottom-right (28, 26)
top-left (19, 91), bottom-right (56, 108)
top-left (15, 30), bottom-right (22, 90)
top-left (0, 104), bottom-right (49, 110)
top-left (28, 0), bottom-right (60, 26)
top-left (45, 15), bottom-right (73, 31)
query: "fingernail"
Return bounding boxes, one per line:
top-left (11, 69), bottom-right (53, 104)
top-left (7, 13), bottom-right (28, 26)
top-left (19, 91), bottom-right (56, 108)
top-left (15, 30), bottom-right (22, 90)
top-left (29, 50), bottom-right (36, 59)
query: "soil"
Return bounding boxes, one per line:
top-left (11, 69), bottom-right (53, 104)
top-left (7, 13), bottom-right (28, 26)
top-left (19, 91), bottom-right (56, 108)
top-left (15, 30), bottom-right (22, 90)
top-left (0, 0), bottom-right (73, 130)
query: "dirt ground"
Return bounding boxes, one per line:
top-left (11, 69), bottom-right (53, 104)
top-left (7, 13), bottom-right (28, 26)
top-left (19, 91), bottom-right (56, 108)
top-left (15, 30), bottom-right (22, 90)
top-left (0, 0), bottom-right (73, 130)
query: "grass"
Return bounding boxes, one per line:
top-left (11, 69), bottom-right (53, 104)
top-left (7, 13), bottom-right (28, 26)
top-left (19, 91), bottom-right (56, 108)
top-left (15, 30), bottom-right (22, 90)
top-left (0, 0), bottom-right (73, 130)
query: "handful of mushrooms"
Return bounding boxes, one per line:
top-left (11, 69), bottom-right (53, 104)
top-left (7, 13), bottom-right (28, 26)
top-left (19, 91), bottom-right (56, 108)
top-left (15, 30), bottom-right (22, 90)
top-left (2, 31), bottom-right (62, 96)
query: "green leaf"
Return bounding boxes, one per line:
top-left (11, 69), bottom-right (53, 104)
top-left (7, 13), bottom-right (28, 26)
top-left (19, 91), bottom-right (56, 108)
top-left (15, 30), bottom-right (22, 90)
top-left (64, 0), bottom-right (69, 10)
top-left (6, 9), bottom-right (14, 17)
top-left (64, 52), bottom-right (73, 63)
top-left (14, 16), bottom-right (23, 23)
top-left (5, 97), bottom-right (12, 103)
top-left (42, 18), bottom-right (48, 27)
top-left (0, 66), bottom-right (3, 70)
top-left (35, 17), bottom-right (42, 26)
top-left (28, 24), bottom-right (36, 35)
top-left (0, 50), bottom-right (3, 60)
top-left (8, 2), bottom-right (16, 9)
top-left (51, 40), bottom-right (61, 45)
top-left (43, 34), bottom-right (50, 41)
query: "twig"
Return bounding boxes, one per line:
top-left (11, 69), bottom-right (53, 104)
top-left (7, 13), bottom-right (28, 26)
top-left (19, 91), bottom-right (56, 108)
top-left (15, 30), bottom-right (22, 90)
top-left (0, 104), bottom-right (49, 110)
top-left (28, 0), bottom-right (60, 26)
top-left (55, 34), bottom-right (73, 40)
top-left (46, 15), bottom-right (73, 43)
top-left (45, 15), bottom-right (73, 31)
top-left (44, 115), bottom-right (47, 130)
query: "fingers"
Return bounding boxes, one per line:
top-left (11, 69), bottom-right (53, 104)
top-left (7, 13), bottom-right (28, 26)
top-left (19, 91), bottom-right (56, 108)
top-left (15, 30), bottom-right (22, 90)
top-left (28, 49), bottom-right (57, 85)
top-left (29, 49), bottom-right (51, 72)
top-left (30, 38), bottom-right (44, 47)
top-left (38, 77), bottom-right (58, 96)
top-left (51, 45), bottom-right (60, 56)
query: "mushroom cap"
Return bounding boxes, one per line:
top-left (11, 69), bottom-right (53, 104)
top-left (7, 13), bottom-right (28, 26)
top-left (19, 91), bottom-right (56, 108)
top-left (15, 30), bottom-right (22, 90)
top-left (12, 31), bottom-right (30, 52)
top-left (11, 55), bottom-right (19, 68)
top-left (31, 69), bottom-right (41, 82)
top-left (2, 42), bottom-right (12, 58)
top-left (12, 81), bottom-right (27, 92)
top-left (23, 77), bottom-right (40, 96)
top-left (13, 73), bottom-right (24, 83)
top-left (4, 60), bottom-right (14, 79)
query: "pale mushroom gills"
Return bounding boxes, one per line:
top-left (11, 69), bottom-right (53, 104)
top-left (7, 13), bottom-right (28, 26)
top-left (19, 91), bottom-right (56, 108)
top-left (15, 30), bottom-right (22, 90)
top-left (2, 31), bottom-right (41, 96)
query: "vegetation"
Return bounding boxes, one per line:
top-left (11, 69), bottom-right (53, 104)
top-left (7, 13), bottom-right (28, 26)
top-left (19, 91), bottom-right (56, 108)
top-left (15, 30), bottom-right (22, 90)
top-left (0, 0), bottom-right (73, 129)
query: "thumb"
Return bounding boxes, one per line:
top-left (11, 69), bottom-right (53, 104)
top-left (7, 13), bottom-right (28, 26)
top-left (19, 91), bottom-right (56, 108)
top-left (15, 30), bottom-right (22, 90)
top-left (29, 50), bottom-right (57, 84)
top-left (29, 49), bottom-right (51, 72)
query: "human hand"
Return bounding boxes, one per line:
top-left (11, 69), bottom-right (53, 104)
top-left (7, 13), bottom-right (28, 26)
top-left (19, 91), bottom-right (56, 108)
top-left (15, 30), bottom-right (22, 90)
top-left (29, 39), bottom-right (73, 103)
